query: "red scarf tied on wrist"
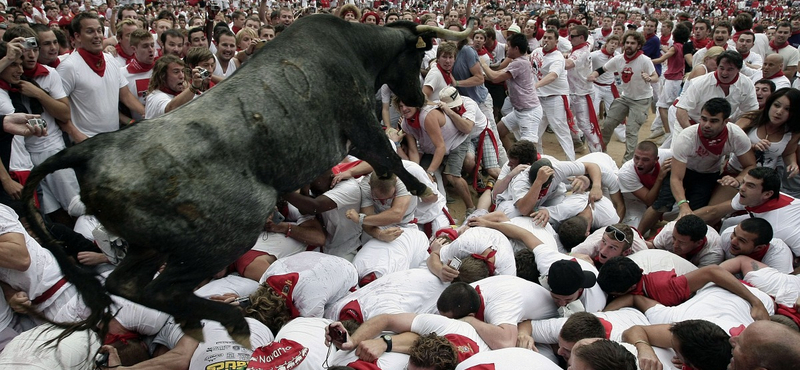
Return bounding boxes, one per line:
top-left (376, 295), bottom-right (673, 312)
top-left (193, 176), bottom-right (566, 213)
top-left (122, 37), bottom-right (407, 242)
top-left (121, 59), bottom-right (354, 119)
top-left (697, 124), bottom-right (729, 155)
top-left (77, 48), bottom-right (106, 77)
top-left (436, 63), bottom-right (453, 85)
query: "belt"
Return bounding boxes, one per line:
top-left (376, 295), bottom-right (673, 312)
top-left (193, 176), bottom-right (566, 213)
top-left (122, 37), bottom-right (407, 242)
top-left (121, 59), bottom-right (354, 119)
top-left (32, 277), bottom-right (68, 305)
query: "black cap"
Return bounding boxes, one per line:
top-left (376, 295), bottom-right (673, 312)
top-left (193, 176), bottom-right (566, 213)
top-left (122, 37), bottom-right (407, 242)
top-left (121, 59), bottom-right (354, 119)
top-left (548, 260), bottom-right (597, 296)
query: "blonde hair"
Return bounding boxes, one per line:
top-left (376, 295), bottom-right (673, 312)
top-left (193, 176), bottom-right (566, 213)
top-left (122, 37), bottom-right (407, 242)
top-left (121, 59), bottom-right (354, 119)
top-left (705, 46), bottom-right (725, 61)
top-left (244, 284), bottom-right (293, 333)
top-left (235, 27), bottom-right (258, 46)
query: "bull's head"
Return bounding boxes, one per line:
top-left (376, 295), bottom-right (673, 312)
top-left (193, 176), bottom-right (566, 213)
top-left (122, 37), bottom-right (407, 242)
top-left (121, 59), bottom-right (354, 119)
top-left (382, 20), bottom-right (473, 108)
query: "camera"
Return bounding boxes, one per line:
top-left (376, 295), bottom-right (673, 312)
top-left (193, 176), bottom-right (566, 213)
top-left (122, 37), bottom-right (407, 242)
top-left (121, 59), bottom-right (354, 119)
top-left (27, 118), bottom-right (46, 129)
top-left (23, 37), bottom-right (38, 49)
top-left (95, 352), bottom-right (109, 368)
top-left (328, 324), bottom-right (347, 343)
top-left (234, 296), bottom-right (251, 309)
top-left (197, 67), bottom-right (211, 79)
top-left (448, 256), bottom-right (462, 270)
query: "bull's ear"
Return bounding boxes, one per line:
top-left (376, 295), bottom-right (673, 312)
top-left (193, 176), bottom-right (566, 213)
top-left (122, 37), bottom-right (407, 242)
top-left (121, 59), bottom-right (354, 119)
top-left (413, 32), bottom-right (436, 51)
top-left (416, 36), bottom-right (426, 48)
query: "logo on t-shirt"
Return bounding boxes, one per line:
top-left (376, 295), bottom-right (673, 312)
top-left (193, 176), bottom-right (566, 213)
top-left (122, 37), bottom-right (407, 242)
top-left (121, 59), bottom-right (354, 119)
top-left (620, 66), bottom-right (633, 83)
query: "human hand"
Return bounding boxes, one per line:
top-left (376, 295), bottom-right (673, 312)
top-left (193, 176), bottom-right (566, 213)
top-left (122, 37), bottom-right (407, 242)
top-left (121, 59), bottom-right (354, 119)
top-left (345, 209), bottom-right (359, 223)
top-left (77, 251), bottom-right (110, 266)
top-left (516, 334), bottom-right (538, 351)
top-left (571, 175), bottom-right (590, 193)
top-left (509, 164), bottom-right (530, 177)
top-left (3, 113), bottom-right (46, 137)
top-left (104, 44), bottom-right (118, 56)
top-left (752, 139), bottom-right (771, 152)
top-left (440, 264), bottom-right (460, 282)
top-left (637, 349), bottom-right (663, 370)
top-left (717, 175), bottom-right (740, 188)
top-left (332, 171), bottom-right (354, 187)
top-left (534, 166), bottom-right (554, 185)
top-left (377, 227), bottom-right (403, 242)
top-left (324, 321), bottom-right (354, 350)
top-left (750, 304), bottom-right (770, 321)
top-left (98, 345), bottom-right (122, 369)
top-left (8, 291), bottom-right (31, 313)
top-left (1, 178), bottom-right (23, 200)
top-left (355, 338), bottom-right (387, 362)
top-left (586, 73), bottom-right (597, 82)
top-left (6, 38), bottom-right (25, 61)
top-left (208, 293), bottom-right (238, 304)
top-left (786, 164), bottom-right (799, 178)
top-left (530, 208), bottom-right (550, 226)
top-left (658, 158), bottom-right (672, 179)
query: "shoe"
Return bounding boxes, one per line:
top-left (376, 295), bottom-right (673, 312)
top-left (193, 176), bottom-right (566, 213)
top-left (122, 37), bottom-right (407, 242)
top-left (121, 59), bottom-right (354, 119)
top-left (574, 141), bottom-right (588, 154)
top-left (446, 196), bottom-right (457, 204)
top-left (647, 127), bottom-right (665, 139)
top-left (546, 126), bottom-right (554, 134)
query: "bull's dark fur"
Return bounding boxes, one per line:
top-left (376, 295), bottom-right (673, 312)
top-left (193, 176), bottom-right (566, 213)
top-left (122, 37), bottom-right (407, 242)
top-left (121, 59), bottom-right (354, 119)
top-left (21, 15), bottom-right (443, 346)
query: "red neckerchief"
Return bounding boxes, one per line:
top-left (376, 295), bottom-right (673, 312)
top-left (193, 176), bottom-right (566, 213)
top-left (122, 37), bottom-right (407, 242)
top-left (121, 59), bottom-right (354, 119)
top-left (347, 360), bottom-right (382, 370)
top-left (23, 63), bottom-right (49, 78)
top-left (77, 48), bottom-right (105, 76)
top-left (770, 39), bottom-right (790, 52)
top-left (542, 46), bottom-right (558, 55)
top-left (159, 85), bottom-right (181, 97)
top-left (645, 33), bottom-right (657, 42)
top-left (714, 70), bottom-right (739, 86)
top-left (34, 6), bottom-right (44, 16)
top-left (452, 104), bottom-right (466, 116)
top-left (597, 317), bottom-right (613, 339)
top-left (443, 334), bottom-right (479, 363)
top-left (405, 109), bottom-right (422, 129)
top-left (115, 43), bottom-right (135, 65)
top-left (747, 244), bottom-right (770, 262)
top-left (793, 30), bottom-right (800, 36)
top-left (693, 37), bottom-right (711, 49)
top-left (570, 42), bottom-right (589, 56)
top-left (436, 63), bottom-right (453, 85)
top-left (104, 331), bottom-right (140, 345)
top-left (471, 249), bottom-right (497, 275)
top-left (624, 50), bottom-right (643, 63)
top-left (265, 272), bottom-right (301, 318)
top-left (767, 70), bottom-right (786, 79)
top-left (601, 48), bottom-right (615, 57)
top-left (232, 25), bottom-right (241, 34)
top-left (477, 46), bottom-right (493, 61)
top-left (486, 39), bottom-right (497, 54)
top-left (601, 27), bottom-right (612, 37)
top-left (538, 183), bottom-right (550, 200)
top-left (732, 30), bottom-right (750, 42)
top-left (635, 161), bottom-right (661, 189)
top-left (746, 193), bottom-right (794, 213)
top-left (559, 28), bottom-right (568, 38)
top-left (697, 123), bottom-right (729, 155)
top-left (776, 303), bottom-right (800, 328)
top-left (0, 80), bottom-right (20, 92)
top-left (126, 58), bottom-right (154, 74)
top-left (474, 285), bottom-right (486, 321)
top-left (660, 34), bottom-right (670, 45)
top-left (22, 10), bottom-right (34, 18)
top-left (683, 237), bottom-right (707, 260)
top-left (47, 58), bottom-right (60, 68)
top-left (740, 51), bottom-right (750, 59)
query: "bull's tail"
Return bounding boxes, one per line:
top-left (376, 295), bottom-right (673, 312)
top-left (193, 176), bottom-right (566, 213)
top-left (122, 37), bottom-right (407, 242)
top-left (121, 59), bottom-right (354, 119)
top-left (21, 146), bottom-right (113, 344)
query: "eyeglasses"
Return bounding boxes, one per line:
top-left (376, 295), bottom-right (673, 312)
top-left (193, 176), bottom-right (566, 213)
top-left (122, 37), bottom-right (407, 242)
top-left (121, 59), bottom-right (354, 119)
top-left (605, 225), bottom-right (630, 244)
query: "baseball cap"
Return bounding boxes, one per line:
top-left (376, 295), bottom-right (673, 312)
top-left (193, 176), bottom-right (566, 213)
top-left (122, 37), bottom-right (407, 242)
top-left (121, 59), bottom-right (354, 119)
top-left (548, 260), bottom-right (596, 296)
top-left (508, 24), bottom-right (521, 33)
top-left (438, 86), bottom-right (463, 109)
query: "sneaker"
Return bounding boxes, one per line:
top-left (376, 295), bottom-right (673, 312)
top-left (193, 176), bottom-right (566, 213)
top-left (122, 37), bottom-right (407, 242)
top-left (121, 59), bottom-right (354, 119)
top-left (647, 126), bottom-right (665, 139)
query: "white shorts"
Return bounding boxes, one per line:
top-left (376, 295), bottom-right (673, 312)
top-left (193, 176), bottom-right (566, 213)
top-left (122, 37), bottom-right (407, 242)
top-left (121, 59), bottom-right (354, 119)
top-left (746, 267), bottom-right (800, 306)
top-left (501, 105), bottom-right (543, 143)
top-left (657, 79), bottom-right (682, 108)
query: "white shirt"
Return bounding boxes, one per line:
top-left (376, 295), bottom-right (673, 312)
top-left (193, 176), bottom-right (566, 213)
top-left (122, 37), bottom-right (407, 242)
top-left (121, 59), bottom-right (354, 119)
top-left (567, 43), bottom-right (595, 95)
top-left (440, 227), bottom-right (516, 276)
top-left (58, 52), bottom-right (128, 137)
top-left (403, 160), bottom-right (447, 225)
top-left (531, 307), bottom-right (649, 343)
top-left (21, 66), bottom-right (67, 153)
top-left (144, 89), bottom-right (175, 119)
top-left (410, 314), bottom-right (491, 353)
top-left (530, 47), bottom-right (570, 96)
top-left (120, 63), bottom-right (152, 121)
top-left (627, 249), bottom-right (699, 276)
top-left (652, 220), bottom-right (725, 267)
top-left (317, 178), bottom-right (363, 258)
top-left (730, 192), bottom-right (800, 256)
top-left (675, 72), bottom-right (759, 123)
top-left (471, 275), bottom-right (559, 325)
top-left (617, 148), bottom-right (673, 194)
top-left (672, 123), bottom-right (751, 173)
top-left (423, 62), bottom-right (450, 103)
top-left (601, 52), bottom-right (656, 100)
top-left (272, 317), bottom-right (334, 370)
top-left (719, 225), bottom-right (794, 274)
top-left (576, 152), bottom-right (620, 194)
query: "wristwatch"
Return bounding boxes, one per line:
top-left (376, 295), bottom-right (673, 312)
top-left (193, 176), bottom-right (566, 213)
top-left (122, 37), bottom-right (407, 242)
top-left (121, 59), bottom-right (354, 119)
top-left (381, 334), bottom-right (392, 352)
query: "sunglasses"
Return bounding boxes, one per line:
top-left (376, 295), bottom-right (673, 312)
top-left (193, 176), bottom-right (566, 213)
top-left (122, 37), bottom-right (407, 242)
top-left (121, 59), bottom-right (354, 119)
top-left (605, 225), bottom-right (630, 244)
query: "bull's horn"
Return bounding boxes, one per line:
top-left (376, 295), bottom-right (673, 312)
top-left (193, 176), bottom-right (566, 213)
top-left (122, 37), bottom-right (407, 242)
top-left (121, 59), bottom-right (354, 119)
top-left (416, 18), bottom-right (475, 41)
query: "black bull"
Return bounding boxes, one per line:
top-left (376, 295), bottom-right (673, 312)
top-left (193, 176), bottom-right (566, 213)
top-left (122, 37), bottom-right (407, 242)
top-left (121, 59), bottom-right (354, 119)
top-left (21, 15), bottom-right (470, 346)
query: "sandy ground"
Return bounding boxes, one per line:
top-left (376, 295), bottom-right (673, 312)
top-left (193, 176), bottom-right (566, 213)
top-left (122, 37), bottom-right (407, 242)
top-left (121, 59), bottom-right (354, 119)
top-left (447, 109), bottom-right (660, 222)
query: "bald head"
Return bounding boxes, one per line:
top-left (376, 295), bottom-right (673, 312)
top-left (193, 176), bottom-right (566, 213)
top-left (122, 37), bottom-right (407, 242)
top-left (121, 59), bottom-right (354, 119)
top-left (730, 321), bottom-right (800, 370)
top-left (762, 54), bottom-right (785, 78)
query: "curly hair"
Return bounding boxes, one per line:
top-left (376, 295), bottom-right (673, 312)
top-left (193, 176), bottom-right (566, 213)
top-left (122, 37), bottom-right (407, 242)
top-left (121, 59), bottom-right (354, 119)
top-left (244, 284), bottom-right (293, 334)
top-left (409, 333), bottom-right (458, 370)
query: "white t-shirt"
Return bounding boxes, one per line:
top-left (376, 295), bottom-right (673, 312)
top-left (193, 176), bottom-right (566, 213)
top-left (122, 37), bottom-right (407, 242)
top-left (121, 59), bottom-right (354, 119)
top-left (618, 149), bottom-right (673, 194)
top-left (455, 347), bottom-right (562, 370)
top-left (154, 317), bottom-right (274, 370)
top-left (627, 249), bottom-right (699, 276)
top-left (194, 274), bottom-right (260, 299)
top-left (471, 275), bottom-right (559, 325)
top-left (675, 72), bottom-right (759, 123)
top-left (576, 152), bottom-right (620, 194)
top-left (270, 317), bottom-right (334, 370)
top-left (730, 192), bottom-right (800, 255)
top-left (652, 220), bottom-right (725, 267)
top-left (0, 325), bottom-right (100, 369)
top-left (410, 314), bottom-right (491, 353)
top-left (719, 226), bottom-right (794, 274)
top-left (590, 49), bottom-right (617, 85)
top-left (439, 227), bottom-right (516, 276)
top-left (403, 160), bottom-right (447, 225)
top-left (120, 64), bottom-right (152, 121)
top-left (744, 266), bottom-right (800, 307)
top-left (324, 268), bottom-right (446, 322)
top-left (317, 178), bottom-right (363, 258)
top-left (601, 52), bottom-right (656, 100)
top-left (423, 62), bottom-right (450, 103)
top-left (505, 159), bottom-right (585, 217)
top-left (672, 123), bottom-right (751, 173)
top-left (144, 89), bottom-right (173, 119)
top-left (530, 47), bottom-right (570, 97)
top-left (58, 51), bottom-right (128, 137)
top-left (22, 66), bottom-right (68, 153)
top-left (567, 43), bottom-right (594, 95)
top-left (359, 173), bottom-right (418, 226)
top-left (531, 307), bottom-right (649, 343)
top-left (259, 252), bottom-right (358, 318)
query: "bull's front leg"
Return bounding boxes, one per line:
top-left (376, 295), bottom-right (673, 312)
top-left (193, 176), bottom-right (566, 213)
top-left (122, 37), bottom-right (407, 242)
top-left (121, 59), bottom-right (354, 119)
top-left (346, 121), bottom-right (432, 198)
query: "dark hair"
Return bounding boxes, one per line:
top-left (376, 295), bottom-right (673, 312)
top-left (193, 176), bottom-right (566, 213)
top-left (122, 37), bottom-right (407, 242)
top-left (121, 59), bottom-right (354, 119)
top-left (701, 97), bottom-right (733, 120)
top-left (384, 12), bottom-right (400, 23)
top-left (160, 28), bottom-right (183, 44)
top-left (558, 216), bottom-right (589, 251)
top-left (747, 167), bottom-right (781, 199)
top-left (30, 23), bottom-right (52, 37)
top-left (2, 23), bottom-right (37, 41)
top-left (560, 312), bottom-right (606, 342)
top-left (596, 257), bottom-right (641, 295)
top-left (508, 140), bottom-right (538, 165)
top-left (574, 339), bottom-right (637, 370)
top-left (409, 333), bottom-right (458, 370)
top-left (187, 26), bottom-right (205, 38)
top-left (622, 30), bottom-right (645, 47)
top-left (754, 79), bottom-right (776, 93)
top-left (674, 215), bottom-right (707, 242)
top-left (452, 256), bottom-right (490, 284)
top-left (777, 21), bottom-right (792, 31)
top-left (436, 282), bottom-right (481, 318)
top-left (71, 12), bottom-right (100, 36)
top-left (715, 20), bottom-right (733, 35)
top-left (507, 32), bottom-right (529, 54)
top-left (695, 18), bottom-right (712, 31)
top-left (739, 217), bottom-right (773, 246)
top-left (545, 18), bottom-right (560, 29)
top-left (732, 12), bottom-right (754, 31)
top-left (515, 249), bottom-right (540, 283)
top-left (572, 25), bottom-right (589, 39)
top-left (672, 23), bottom-right (691, 44)
top-left (214, 28), bottom-right (235, 44)
top-left (670, 320), bottom-right (732, 370)
top-left (636, 140), bottom-right (659, 155)
top-left (749, 88), bottom-right (800, 134)
top-left (716, 50), bottom-right (743, 70)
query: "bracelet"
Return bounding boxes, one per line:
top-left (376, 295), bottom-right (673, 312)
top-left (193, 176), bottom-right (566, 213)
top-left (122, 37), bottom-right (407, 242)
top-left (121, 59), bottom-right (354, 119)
top-left (285, 224), bottom-right (292, 238)
top-left (454, 80), bottom-right (459, 87)
top-left (358, 213), bottom-right (366, 227)
top-left (633, 340), bottom-right (651, 347)
top-left (676, 199), bottom-right (690, 207)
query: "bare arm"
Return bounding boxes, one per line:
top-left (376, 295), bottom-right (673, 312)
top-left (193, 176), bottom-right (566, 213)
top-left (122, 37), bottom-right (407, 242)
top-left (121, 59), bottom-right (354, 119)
top-left (460, 316), bottom-right (518, 350)
top-left (118, 335), bottom-right (198, 370)
top-left (455, 61), bottom-right (485, 88)
top-left (119, 87), bottom-right (145, 116)
top-left (676, 107), bottom-right (692, 129)
top-left (669, 159), bottom-right (692, 218)
top-left (283, 192), bottom-right (338, 215)
top-left (467, 218), bottom-right (544, 249)
top-left (684, 265), bottom-right (770, 320)
top-left (0, 232), bottom-right (32, 271)
top-left (362, 195), bottom-right (412, 226)
top-left (535, 71), bottom-right (558, 89)
top-left (650, 45), bottom-right (675, 64)
top-left (424, 111), bottom-right (448, 174)
top-left (630, 158), bottom-right (672, 206)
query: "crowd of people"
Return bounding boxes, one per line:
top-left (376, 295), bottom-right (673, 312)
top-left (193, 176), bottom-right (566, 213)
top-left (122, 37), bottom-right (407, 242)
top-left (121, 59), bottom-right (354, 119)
top-left (0, 0), bottom-right (799, 369)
